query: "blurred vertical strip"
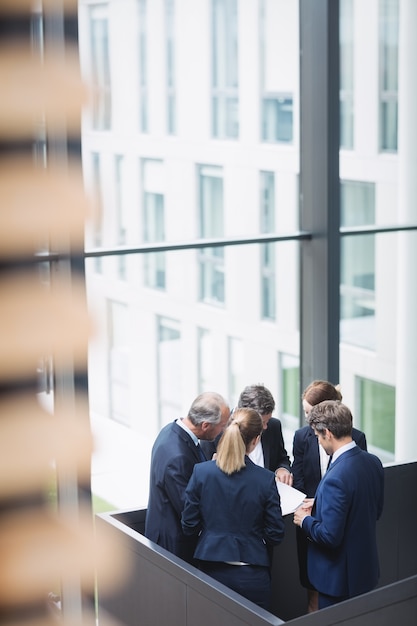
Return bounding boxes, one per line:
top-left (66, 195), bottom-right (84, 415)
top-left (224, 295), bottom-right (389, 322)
top-left (0, 1), bottom-right (95, 624)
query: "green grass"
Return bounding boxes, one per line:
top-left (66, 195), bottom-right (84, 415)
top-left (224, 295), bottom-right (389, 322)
top-left (92, 493), bottom-right (117, 514)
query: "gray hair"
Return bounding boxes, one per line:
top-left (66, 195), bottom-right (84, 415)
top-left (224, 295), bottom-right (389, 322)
top-left (237, 384), bottom-right (275, 416)
top-left (188, 391), bottom-right (229, 426)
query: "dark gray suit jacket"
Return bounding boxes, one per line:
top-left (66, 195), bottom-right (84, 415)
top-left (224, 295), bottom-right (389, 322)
top-left (145, 420), bottom-right (202, 563)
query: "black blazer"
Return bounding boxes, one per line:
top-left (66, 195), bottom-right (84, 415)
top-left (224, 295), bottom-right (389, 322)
top-left (292, 425), bottom-right (367, 497)
top-left (200, 417), bottom-right (291, 473)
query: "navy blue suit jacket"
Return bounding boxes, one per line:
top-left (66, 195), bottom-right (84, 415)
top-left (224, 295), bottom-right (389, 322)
top-left (181, 457), bottom-right (285, 566)
top-left (292, 425), bottom-right (367, 497)
top-left (302, 446), bottom-right (384, 599)
top-left (200, 417), bottom-right (291, 473)
top-left (145, 420), bottom-right (203, 563)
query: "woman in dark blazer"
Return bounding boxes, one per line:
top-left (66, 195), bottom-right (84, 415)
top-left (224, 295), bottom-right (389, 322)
top-left (181, 408), bottom-right (285, 610)
top-left (292, 380), bottom-right (367, 613)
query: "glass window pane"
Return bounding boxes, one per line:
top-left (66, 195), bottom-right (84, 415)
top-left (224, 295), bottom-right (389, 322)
top-left (89, 5), bottom-right (111, 130)
top-left (379, 0), bottom-right (399, 151)
top-left (158, 316), bottom-right (182, 428)
top-left (139, 0), bottom-right (148, 132)
top-left (228, 336), bottom-right (244, 408)
top-left (198, 165), bottom-right (225, 304)
top-left (359, 377), bottom-right (395, 459)
top-left (261, 97), bottom-right (293, 143)
top-left (212, 0), bottom-right (239, 138)
top-left (165, 0), bottom-right (176, 134)
top-left (340, 231), bottom-right (417, 467)
top-left (142, 160), bottom-right (166, 289)
top-left (198, 328), bottom-right (213, 393)
top-left (260, 171), bottom-right (276, 320)
top-left (280, 353), bottom-right (300, 427)
top-left (340, 0), bottom-right (354, 149)
top-left (260, 0), bottom-right (297, 144)
top-left (340, 181), bottom-right (376, 348)
top-left (109, 301), bottom-right (130, 426)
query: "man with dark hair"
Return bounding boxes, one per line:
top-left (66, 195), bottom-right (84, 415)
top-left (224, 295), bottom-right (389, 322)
top-left (293, 400), bottom-right (384, 609)
top-left (145, 391), bottom-right (230, 563)
top-left (201, 383), bottom-right (292, 485)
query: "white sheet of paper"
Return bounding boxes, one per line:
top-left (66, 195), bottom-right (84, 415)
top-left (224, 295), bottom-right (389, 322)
top-left (276, 481), bottom-right (307, 516)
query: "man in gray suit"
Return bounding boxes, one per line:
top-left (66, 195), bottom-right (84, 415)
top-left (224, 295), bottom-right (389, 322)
top-left (145, 391), bottom-right (230, 563)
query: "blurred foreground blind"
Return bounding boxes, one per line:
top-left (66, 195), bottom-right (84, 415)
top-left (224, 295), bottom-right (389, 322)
top-left (0, 1), bottom-right (130, 624)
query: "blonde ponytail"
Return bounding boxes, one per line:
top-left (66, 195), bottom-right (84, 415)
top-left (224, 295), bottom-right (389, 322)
top-left (216, 408), bottom-right (262, 475)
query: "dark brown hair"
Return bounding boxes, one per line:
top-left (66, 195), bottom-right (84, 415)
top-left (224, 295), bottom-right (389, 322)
top-left (302, 380), bottom-right (342, 406)
top-left (308, 400), bottom-right (352, 439)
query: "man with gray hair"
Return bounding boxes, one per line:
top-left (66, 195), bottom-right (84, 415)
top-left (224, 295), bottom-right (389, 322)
top-left (145, 391), bottom-right (230, 563)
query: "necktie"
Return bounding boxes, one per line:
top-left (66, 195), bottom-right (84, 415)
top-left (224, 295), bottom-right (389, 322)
top-left (197, 444), bottom-right (206, 462)
top-left (326, 455), bottom-right (333, 470)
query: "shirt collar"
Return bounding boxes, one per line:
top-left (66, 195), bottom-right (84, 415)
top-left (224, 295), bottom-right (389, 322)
top-left (331, 440), bottom-right (356, 464)
top-left (176, 418), bottom-right (199, 446)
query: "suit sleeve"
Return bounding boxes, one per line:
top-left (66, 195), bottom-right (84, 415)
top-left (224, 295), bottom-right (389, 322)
top-left (181, 468), bottom-right (202, 536)
top-left (302, 473), bottom-right (348, 548)
top-left (164, 454), bottom-right (196, 518)
top-left (272, 420), bottom-right (291, 472)
top-left (374, 457), bottom-right (384, 519)
top-left (263, 476), bottom-right (285, 546)
top-left (291, 430), bottom-right (306, 493)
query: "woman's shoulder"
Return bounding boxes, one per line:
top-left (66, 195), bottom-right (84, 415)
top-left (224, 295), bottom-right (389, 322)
top-left (246, 457), bottom-right (275, 479)
top-left (195, 459), bottom-right (218, 474)
top-left (293, 424), bottom-right (311, 440)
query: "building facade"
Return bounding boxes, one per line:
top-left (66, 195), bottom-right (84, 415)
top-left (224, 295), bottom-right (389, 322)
top-left (77, 0), bottom-right (416, 508)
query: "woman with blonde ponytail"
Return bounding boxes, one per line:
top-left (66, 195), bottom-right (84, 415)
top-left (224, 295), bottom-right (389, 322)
top-left (181, 408), bottom-right (285, 610)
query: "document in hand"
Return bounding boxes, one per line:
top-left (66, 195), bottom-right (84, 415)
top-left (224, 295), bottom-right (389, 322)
top-left (276, 482), bottom-right (307, 516)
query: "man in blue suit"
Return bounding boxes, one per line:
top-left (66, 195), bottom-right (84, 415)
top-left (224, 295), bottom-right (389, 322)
top-left (292, 379), bottom-right (368, 613)
top-left (292, 423), bottom-right (367, 498)
top-left (293, 400), bottom-right (384, 609)
top-left (145, 391), bottom-right (230, 564)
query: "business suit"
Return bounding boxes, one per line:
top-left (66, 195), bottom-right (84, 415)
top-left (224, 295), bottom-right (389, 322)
top-left (200, 417), bottom-right (291, 472)
top-left (292, 425), bottom-right (367, 589)
top-left (145, 420), bottom-right (205, 563)
top-left (301, 446), bottom-right (384, 604)
top-left (181, 456), bottom-right (285, 609)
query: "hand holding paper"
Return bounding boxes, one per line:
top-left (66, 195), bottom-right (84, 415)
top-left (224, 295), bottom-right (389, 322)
top-left (276, 481), bottom-right (307, 516)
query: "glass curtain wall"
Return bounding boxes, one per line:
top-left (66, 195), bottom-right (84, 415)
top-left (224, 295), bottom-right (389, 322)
top-left (77, 0), bottom-right (417, 514)
top-left (338, 0), bottom-right (415, 464)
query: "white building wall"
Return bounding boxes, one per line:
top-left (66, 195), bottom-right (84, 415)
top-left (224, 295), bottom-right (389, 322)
top-left (78, 0), bottom-right (408, 488)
